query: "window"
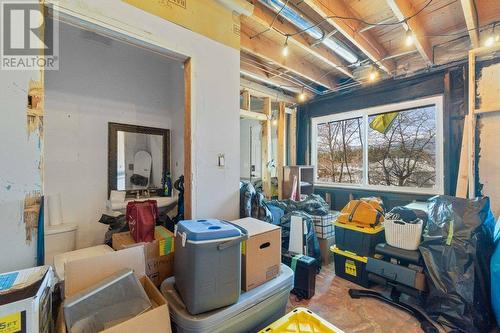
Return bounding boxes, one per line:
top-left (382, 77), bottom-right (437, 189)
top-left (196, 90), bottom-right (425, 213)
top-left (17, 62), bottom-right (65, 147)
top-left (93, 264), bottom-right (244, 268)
top-left (311, 96), bottom-right (444, 194)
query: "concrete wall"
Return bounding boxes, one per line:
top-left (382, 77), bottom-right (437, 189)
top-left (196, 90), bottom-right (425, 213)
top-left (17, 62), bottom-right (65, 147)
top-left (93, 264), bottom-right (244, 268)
top-left (240, 119), bottom-right (262, 180)
top-left (44, 22), bottom-right (184, 248)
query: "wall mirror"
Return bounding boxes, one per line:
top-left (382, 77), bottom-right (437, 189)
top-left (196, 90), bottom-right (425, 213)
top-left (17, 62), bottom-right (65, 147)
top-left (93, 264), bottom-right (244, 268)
top-left (108, 123), bottom-right (170, 196)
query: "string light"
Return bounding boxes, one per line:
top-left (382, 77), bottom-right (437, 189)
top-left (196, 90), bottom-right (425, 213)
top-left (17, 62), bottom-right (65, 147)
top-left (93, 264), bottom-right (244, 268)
top-left (298, 87), bottom-right (306, 101)
top-left (282, 37), bottom-right (289, 57)
top-left (368, 66), bottom-right (379, 82)
top-left (272, 119), bottom-right (278, 126)
top-left (484, 23), bottom-right (499, 47)
top-left (405, 30), bottom-right (414, 47)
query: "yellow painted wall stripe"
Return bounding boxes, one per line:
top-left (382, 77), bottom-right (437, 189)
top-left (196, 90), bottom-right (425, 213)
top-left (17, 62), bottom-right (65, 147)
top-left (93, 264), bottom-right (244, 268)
top-left (122, 0), bottom-right (241, 49)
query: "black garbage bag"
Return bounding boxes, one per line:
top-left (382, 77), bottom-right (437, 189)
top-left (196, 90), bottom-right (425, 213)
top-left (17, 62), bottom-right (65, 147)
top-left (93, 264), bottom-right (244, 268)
top-left (280, 211), bottom-right (321, 270)
top-left (99, 213), bottom-right (128, 247)
top-left (419, 195), bottom-right (496, 333)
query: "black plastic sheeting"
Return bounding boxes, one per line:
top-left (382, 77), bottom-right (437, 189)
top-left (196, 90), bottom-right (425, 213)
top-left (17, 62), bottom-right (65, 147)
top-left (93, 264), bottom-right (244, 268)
top-left (419, 195), bottom-right (497, 333)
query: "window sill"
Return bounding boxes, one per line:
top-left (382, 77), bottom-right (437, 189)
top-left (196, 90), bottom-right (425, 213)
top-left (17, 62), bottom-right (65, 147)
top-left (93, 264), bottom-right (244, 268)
top-left (314, 182), bottom-right (440, 196)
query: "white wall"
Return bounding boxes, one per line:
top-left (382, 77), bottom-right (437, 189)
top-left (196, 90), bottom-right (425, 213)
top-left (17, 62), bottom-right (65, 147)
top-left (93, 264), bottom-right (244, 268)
top-left (44, 23), bottom-right (185, 247)
top-left (0, 0), bottom-right (241, 270)
top-left (46, 0), bottom-right (241, 221)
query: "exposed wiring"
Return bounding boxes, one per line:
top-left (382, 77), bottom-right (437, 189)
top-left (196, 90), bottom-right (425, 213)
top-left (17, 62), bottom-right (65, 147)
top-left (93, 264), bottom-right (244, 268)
top-left (251, 0), bottom-right (434, 40)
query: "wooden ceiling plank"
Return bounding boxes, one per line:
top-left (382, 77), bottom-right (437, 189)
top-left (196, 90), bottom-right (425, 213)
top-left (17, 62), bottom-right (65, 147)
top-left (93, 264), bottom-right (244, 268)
top-left (386, 0), bottom-right (433, 65)
top-left (245, 3), bottom-right (354, 79)
top-left (301, 0), bottom-right (395, 75)
top-left (241, 25), bottom-right (337, 90)
top-left (459, 0), bottom-right (480, 48)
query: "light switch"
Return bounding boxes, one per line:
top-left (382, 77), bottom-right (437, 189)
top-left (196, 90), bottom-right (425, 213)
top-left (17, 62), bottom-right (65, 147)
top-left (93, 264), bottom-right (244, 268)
top-left (217, 153), bottom-right (225, 168)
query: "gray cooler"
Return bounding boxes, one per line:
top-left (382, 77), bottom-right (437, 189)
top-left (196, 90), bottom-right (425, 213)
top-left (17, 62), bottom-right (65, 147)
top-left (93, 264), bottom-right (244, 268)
top-left (174, 219), bottom-right (248, 315)
top-left (161, 264), bottom-right (294, 333)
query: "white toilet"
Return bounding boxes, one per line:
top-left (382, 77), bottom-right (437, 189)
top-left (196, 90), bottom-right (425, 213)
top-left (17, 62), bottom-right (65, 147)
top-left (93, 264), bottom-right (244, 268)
top-left (43, 193), bottom-right (78, 266)
top-left (44, 223), bottom-right (78, 266)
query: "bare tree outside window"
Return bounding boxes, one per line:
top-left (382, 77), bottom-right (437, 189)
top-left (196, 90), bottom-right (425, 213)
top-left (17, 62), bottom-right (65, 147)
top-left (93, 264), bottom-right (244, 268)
top-left (315, 105), bottom-right (437, 191)
top-left (368, 106), bottom-right (436, 188)
top-left (316, 117), bottom-right (363, 184)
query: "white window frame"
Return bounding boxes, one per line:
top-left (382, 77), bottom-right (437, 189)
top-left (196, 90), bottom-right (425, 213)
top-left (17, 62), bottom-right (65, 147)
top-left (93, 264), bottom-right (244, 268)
top-left (310, 95), bottom-right (444, 195)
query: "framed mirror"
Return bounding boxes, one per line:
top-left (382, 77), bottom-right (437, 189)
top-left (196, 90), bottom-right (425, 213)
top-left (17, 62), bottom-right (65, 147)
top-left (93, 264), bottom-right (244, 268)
top-left (108, 122), bottom-right (170, 196)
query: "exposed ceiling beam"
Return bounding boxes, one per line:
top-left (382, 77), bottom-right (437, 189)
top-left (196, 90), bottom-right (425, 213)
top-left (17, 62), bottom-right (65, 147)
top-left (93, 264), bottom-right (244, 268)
top-left (386, 0), bottom-right (433, 65)
top-left (240, 61), bottom-right (302, 92)
top-left (243, 2), bottom-right (354, 78)
top-left (241, 25), bottom-right (337, 90)
top-left (300, 0), bottom-right (395, 75)
top-left (240, 77), bottom-right (297, 104)
top-left (459, 0), bottom-right (480, 48)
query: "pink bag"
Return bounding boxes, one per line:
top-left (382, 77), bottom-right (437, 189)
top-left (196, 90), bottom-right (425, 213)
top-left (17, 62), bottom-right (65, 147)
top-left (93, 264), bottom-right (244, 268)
top-left (126, 200), bottom-right (158, 243)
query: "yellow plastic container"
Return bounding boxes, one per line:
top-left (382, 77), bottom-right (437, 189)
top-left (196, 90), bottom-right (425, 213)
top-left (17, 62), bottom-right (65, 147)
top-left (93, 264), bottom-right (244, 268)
top-left (259, 307), bottom-right (345, 333)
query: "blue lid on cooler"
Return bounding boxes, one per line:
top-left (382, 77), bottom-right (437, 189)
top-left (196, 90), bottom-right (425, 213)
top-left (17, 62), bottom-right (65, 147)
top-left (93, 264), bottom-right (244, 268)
top-left (177, 219), bottom-right (241, 241)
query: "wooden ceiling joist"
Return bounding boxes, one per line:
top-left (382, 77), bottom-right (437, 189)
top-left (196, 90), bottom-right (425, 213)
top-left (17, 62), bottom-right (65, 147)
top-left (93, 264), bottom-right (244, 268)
top-left (460, 0), bottom-right (480, 48)
top-left (240, 60), bottom-right (301, 92)
top-left (300, 0), bottom-right (395, 75)
top-left (241, 25), bottom-right (337, 90)
top-left (245, 3), bottom-right (354, 79)
top-left (386, 0), bottom-right (433, 65)
top-left (240, 77), bottom-right (297, 104)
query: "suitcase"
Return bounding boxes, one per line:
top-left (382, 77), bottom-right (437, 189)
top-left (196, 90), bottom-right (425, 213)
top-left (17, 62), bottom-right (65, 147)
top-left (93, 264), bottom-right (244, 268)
top-left (282, 252), bottom-right (316, 300)
top-left (161, 264), bottom-right (294, 333)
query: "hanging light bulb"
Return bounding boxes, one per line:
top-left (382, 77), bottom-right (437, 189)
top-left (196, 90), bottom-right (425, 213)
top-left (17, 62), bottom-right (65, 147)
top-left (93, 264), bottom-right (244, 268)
top-left (368, 66), bottom-right (379, 82)
top-left (484, 23), bottom-right (499, 47)
top-left (298, 87), bottom-right (306, 102)
top-left (282, 37), bottom-right (289, 57)
top-left (405, 30), bottom-right (414, 47)
top-left (272, 119), bottom-right (278, 126)
top-left (485, 35), bottom-right (495, 47)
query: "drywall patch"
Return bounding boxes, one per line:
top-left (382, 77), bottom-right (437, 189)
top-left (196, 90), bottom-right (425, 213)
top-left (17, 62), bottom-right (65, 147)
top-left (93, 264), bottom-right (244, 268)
top-left (476, 62), bottom-right (500, 110)
top-left (23, 191), bottom-right (41, 242)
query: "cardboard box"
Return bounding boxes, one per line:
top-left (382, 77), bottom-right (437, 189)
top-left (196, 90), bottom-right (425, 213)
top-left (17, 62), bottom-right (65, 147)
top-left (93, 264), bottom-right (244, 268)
top-left (319, 237), bottom-right (335, 265)
top-left (231, 218), bottom-right (281, 291)
top-left (112, 226), bottom-right (174, 286)
top-left (57, 246), bottom-right (171, 333)
top-left (0, 266), bottom-right (54, 333)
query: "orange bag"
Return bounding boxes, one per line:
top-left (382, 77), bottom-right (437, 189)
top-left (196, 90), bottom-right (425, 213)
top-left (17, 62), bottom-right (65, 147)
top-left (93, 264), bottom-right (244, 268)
top-left (337, 197), bottom-right (384, 227)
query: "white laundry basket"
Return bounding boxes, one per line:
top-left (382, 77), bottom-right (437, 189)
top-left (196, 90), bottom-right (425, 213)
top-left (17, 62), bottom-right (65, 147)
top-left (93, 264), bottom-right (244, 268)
top-left (384, 218), bottom-right (423, 250)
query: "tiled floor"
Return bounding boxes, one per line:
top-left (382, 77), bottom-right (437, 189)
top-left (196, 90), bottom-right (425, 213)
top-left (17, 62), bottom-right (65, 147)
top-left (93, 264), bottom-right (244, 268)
top-left (286, 263), bottom-right (423, 333)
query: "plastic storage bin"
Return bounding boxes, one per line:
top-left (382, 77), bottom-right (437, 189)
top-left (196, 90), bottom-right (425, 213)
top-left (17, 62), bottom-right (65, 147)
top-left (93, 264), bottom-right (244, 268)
top-left (332, 246), bottom-right (370, 288)
top-left (334, 222), bottom-right (385, 257)
top-left (259, 307), bottom-right (345, 333)
top-left (161, 264), bottom-right (294, 333)
top-left (384, 219), bottom-right (423, 250)
top-left (174, 219), bottom-right (247, 315)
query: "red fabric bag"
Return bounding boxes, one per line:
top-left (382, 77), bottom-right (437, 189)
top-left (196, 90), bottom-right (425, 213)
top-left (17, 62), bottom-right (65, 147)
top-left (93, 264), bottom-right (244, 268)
top-left (126, 200), bottom-right (158, 243)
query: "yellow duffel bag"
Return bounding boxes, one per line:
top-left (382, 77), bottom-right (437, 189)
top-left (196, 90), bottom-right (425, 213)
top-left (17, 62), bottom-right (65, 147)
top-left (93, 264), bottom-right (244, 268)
top-left (337, 198), bottom-right (384, 228)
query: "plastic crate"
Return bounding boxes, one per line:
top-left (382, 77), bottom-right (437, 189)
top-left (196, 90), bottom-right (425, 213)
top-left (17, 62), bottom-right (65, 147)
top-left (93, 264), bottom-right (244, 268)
top-left (334, 222), bottom-right (385, 257)
top-left (311, 211), bottom-right (338, 239)
top-left (259, 307), bottom-right (345, 333)
top-left (332, 246), bottom-right (370, 288)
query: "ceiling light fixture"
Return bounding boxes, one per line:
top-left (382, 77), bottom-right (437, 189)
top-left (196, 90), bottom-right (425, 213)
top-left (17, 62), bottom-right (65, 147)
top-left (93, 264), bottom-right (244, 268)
top-left (298, 87), bottom-right (306, 102)
top-left (282, 37), bottom-right (289, 57)
top-left (484, 23), bottom-right (499, 47)
top-left (368, 66), bottom-right (379, 82)
top-left (405, 30), bottom-right (414, 47)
